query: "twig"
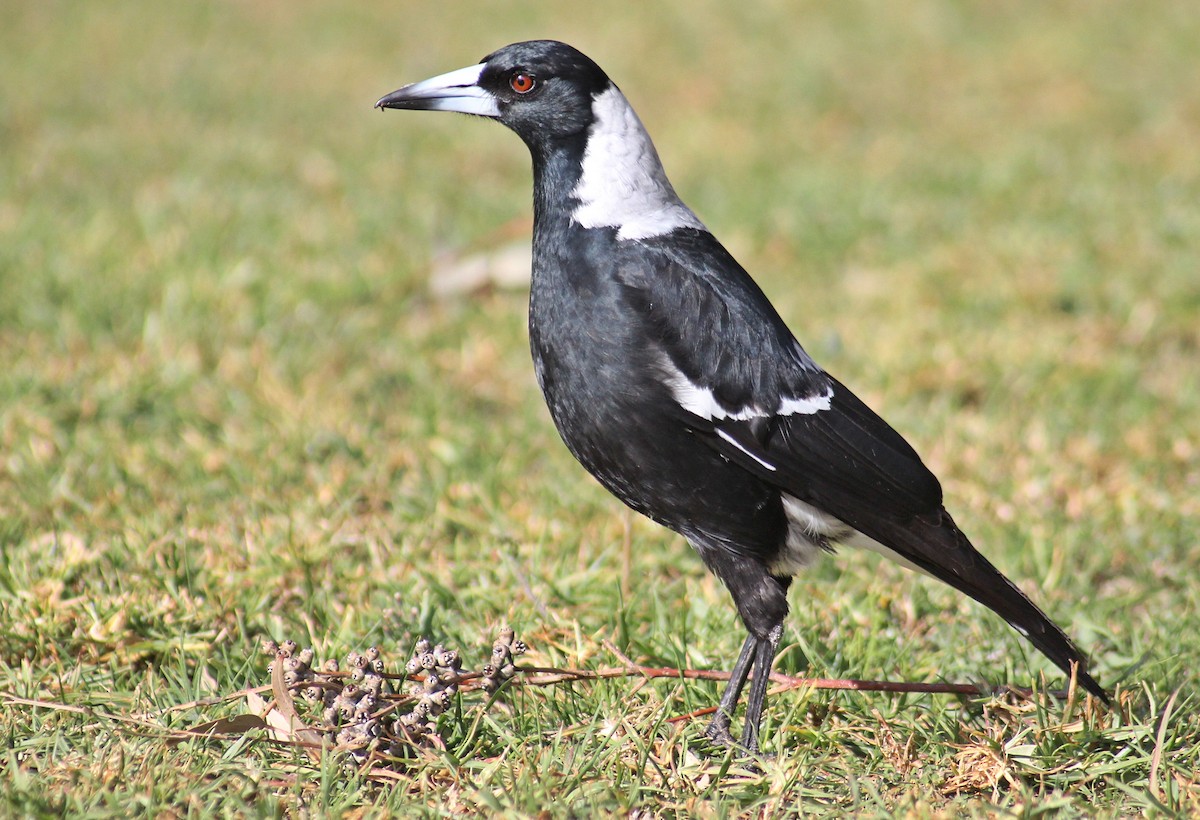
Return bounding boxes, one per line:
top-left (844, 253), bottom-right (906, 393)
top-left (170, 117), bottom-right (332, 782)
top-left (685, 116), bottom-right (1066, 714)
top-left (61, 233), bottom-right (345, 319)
top-left (601, 639), bottom-right (638, 669)
top-left (130, 685), bottom-right (273, 719)
top-left (515, 664), bottom-right (988, 693)
top-left (506, 664), bottom-right (1100, 727)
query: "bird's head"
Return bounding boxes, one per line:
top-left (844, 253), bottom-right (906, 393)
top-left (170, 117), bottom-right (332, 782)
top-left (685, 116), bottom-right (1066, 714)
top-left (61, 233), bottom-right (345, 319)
top-left (375, 40), bottom-right (611, 150)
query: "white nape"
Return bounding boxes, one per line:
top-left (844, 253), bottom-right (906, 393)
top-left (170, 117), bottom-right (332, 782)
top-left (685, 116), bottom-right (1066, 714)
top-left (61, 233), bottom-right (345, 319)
top-left (571, 86), bottom-right (706, 241)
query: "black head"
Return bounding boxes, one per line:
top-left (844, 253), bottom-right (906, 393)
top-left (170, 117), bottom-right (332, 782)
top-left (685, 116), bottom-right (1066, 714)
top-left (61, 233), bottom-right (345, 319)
top-left (375, 40), bottom-right (612, 150)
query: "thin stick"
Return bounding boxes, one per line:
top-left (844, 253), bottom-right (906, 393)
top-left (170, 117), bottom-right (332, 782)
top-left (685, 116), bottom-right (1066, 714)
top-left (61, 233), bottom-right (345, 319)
top-left (515, 664), bottom-right (990, 694)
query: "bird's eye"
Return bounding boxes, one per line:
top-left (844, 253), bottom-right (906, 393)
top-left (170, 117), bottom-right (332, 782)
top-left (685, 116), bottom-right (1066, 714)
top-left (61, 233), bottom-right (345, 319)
top-left (509, 72), bottom-right (536, 94)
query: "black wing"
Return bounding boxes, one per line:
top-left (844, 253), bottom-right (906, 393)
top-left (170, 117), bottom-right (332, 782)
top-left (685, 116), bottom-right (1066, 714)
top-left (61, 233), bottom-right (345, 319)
top-left (618, 229), bottom-right (942, 526)
top-left (617, 229), bottom-right (1107, 701)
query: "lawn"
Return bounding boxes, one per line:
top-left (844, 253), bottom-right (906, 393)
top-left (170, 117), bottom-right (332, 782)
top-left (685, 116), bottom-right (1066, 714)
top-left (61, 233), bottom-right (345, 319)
top-left (2, 1), bottom-right (1198, 815)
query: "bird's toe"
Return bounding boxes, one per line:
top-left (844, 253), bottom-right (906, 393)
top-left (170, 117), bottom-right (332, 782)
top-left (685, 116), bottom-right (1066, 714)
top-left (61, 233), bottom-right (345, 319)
top-left (702, 718), bottom-right (737, 749)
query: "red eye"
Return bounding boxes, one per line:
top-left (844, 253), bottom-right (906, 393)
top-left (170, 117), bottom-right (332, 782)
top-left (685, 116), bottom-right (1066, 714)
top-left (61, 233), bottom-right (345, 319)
top-left (510, 72), bottom-right (536, 94)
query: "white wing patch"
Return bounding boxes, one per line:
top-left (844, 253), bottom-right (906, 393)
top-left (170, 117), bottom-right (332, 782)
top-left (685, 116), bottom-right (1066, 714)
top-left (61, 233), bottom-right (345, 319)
top-left (571, 86), bottom-right (706, 241)
top-left (660, 359), bottom-right (833, 422)
top-left (716, 428), bottom-right (777, 472)
top-left (778, 393), bottom-right (834, 415)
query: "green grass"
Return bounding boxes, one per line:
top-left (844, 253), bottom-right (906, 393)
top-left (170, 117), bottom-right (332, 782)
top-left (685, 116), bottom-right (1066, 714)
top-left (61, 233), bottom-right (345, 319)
top-left (3, 0), bottom-right (1199, 815)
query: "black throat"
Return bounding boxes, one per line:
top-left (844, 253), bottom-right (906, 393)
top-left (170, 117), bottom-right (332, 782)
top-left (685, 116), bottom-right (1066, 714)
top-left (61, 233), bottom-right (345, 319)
top-left (529, 131), bottom-right (589, 236)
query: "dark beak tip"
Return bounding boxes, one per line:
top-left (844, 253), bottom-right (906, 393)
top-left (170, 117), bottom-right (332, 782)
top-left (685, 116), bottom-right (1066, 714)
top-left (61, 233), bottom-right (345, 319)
top-left (374, 89), bottom-right (408, 111)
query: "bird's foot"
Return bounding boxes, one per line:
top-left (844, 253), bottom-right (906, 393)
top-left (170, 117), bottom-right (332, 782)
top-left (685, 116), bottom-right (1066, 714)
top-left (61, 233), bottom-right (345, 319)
top-left (703, 718), bottom-right (738, 749)
top-left (702, 718), bottom-right (771, 761)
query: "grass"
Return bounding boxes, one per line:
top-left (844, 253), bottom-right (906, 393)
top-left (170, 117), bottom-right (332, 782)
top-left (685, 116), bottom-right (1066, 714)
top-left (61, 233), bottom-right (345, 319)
top-left (2, 0), bottom-right (1198, 815)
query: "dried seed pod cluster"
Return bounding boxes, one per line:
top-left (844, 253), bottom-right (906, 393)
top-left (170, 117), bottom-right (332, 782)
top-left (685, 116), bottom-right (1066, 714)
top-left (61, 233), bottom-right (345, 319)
top-left (263, 638), bottom-right (323, 700)
top-left (396, 638), bottom-right (464, 746)
top-left (258, 627), bottom-right (526, 768)
top-left (480, 626), bottom-right (528, 693)
top-left (329, 647), bottom-right (405, 760)
top-left (261, 639), bottom-right (405, 762)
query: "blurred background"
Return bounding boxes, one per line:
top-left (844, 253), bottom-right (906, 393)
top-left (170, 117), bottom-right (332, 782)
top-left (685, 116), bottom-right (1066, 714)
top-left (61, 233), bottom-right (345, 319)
top-left (4, 0), bottom-right (1196, 574)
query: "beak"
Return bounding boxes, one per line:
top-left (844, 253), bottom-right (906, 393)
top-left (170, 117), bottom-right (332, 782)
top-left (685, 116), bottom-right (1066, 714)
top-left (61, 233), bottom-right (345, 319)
top-left (375, 62), bottom-right (500, 118)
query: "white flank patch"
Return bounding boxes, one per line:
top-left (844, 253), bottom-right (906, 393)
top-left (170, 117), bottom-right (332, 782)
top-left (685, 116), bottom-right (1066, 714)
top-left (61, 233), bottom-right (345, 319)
top-left (770, 495), bottom-right (937, 580)
top-left (660, 359), bottom-right (833, 422)
top-left (769, 494), bottom-right (848, 575)
top-left (571, 86), bottom-right (706, 240)
top-left (842, 530), bottom-right (931, 579)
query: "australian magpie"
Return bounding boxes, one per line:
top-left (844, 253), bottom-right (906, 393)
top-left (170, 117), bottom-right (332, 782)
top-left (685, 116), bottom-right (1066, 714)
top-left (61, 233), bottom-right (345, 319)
top-left (376, 40), bottom-right (1107, 752)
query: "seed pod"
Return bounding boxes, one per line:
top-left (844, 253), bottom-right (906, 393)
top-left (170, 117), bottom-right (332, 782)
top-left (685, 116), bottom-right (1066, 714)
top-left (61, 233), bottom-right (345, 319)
top-left (297, 647), bottom-right (315, 666)
top-left (281, 639), bottom-right (298, 657)
top-left (414, 638), bottom-right (431, 656)
top-left (261, 638), bottom-right (279, 656)
top-left (336, 726), bottom-right (363, 746)
top-left (354, 694), bottom-right (377, 717)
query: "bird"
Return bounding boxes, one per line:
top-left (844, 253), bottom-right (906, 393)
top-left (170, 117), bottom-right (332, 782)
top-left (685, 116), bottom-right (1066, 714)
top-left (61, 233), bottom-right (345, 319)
top-left (375, 40), bottom-right (1107, 752)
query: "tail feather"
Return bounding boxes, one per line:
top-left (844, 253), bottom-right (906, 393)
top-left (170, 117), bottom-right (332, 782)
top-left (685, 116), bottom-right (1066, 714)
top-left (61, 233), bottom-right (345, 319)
top-left (868, 508), bottom-right (1109, 703)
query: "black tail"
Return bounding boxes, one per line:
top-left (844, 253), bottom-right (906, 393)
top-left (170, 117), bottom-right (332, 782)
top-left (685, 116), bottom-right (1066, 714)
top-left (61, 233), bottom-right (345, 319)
top-left (870, 508), bottom-right (1109, 703)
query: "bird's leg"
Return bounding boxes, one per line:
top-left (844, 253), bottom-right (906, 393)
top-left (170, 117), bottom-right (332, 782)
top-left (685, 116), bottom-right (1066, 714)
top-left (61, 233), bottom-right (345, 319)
top-left (738, 623), bottom-right (782, 753)
top-left (703, 632), bottom-right (757, 747)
